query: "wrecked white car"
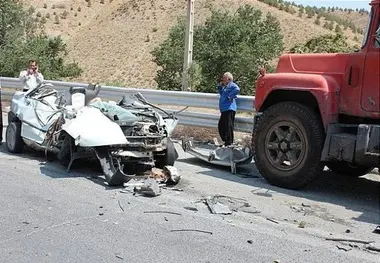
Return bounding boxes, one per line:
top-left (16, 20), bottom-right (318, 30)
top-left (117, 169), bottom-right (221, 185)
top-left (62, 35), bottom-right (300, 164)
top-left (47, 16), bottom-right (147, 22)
top-left (5, 83), bottom-right (180, 186)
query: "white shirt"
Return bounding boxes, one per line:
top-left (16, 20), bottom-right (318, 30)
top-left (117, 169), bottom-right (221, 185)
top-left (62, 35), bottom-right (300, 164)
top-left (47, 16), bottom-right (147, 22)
top-left (19, 70), bottom-right (44, 91)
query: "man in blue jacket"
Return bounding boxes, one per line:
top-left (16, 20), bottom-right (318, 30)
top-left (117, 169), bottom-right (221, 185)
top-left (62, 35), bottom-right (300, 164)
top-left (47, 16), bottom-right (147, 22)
top-left (217, 72), bottom-right (240, 146)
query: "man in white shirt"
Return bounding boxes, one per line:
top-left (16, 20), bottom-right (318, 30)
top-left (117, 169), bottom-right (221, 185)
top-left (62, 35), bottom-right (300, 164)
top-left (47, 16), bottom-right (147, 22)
top-left (19, 60), bottom-right (44, 92)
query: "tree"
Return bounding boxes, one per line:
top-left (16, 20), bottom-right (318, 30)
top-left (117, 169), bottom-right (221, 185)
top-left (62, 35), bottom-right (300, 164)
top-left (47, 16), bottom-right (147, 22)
top-left (151, 5), bottom-right (284, 95)
top-left (289, 33), bottom-right (359, 54)
top-left (0, 0), bottom-right (82, 80)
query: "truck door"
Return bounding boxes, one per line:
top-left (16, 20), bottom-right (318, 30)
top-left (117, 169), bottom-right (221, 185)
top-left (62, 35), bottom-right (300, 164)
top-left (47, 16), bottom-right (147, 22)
top-left (361, 9), bottom-right (380, 112)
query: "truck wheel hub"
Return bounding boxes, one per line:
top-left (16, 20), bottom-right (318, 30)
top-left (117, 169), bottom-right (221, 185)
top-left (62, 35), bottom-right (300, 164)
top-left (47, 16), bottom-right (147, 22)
top-left (264, 122), bottom-right (307, 172)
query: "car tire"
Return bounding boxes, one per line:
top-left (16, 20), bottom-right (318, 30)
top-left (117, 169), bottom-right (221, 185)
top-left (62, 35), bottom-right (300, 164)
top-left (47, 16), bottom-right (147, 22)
top-left (155, 138), bottom-right (178, 168)
top-left (6, 121), bottom-right (24, 153)
top-left (57, 133), bottom-right (74, 167)
top-left (327, 162), bottom-right (374, 177)
top-left (253, 102), bottom-right (325, 190)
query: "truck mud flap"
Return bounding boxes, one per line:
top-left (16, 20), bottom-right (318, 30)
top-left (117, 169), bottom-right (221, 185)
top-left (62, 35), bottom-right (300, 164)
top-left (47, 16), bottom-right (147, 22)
top-left (95, 148), bottom-right (135, 187)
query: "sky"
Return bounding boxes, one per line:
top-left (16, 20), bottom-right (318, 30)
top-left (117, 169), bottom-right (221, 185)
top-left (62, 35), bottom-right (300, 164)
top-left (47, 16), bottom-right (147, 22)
top-left (291, 0), bottom-right (371, 10)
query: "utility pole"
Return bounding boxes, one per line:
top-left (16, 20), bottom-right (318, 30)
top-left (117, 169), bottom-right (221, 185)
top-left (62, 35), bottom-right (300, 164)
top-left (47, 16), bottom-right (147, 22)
top-left (181, 0), bottom-right (195, 91)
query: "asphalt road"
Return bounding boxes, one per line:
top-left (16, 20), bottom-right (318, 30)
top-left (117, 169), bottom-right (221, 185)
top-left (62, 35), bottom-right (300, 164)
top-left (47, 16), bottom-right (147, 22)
top-left (1, 116), bottom-right (380, 263)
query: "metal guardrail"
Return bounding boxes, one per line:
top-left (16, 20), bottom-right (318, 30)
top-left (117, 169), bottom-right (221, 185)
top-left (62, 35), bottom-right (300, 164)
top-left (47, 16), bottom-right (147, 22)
top-left (0, 77), bottom-right (255, 133)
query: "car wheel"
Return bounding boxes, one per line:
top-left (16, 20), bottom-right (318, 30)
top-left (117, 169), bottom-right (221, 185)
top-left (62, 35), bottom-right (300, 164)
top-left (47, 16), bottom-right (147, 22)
top-left (155, 138), bottom-right (178, 168)
top-left (57, 133), bottom-right (74, 167)
top-left (6, 121), bottom-right (24, 153)
top-left (327, 162), bottom-right (374, 177)
top-left (253, 102), bottom-right (325, 190)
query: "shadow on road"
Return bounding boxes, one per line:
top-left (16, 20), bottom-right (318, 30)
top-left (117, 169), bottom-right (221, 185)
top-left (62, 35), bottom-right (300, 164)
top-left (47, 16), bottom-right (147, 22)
top-left (0, 142), bottom-right (124, 190)
top-left (178, 155), bottom-right (380, 226)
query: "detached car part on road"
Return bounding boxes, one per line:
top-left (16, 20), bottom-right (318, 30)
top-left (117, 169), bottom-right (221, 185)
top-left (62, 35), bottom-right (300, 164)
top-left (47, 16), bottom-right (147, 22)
top-left (6, 83), bottom-right (180, 186)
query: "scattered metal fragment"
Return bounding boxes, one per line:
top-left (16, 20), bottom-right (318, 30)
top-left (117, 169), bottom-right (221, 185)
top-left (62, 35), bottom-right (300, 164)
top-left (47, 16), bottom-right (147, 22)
top-left (365, 243), bottom-right (380, 252)
top-left (184, 206), bottom-right (198, 212)
top-left (115, 255), bottom-right (124, 260)
top-left (336, 245), bottom-right (352, 251)
top-left (163, 187), bottom-right (184, 192)
top-left (345, 229), bottom-right (351, 234)
top-left (301, 203), bottom-right (311, 208)
top-left (117, 200), bottom-right (124, 212)
top-left (247, 240), bottom-right (253, 244)
top-left (373, 226), bottom-right (380, 234)
top-left (143, 211), bottom-right (182, 216)
top-left (22, 221), bottom-right (30, 225)
top-left (255, 192), bottom-right (273, 198)
top-left (298, 221), bottom-right (306, 228)
top-left (119, 189), bottom-right (133, 194)
top-left (134, 178), bottom-right (161, 197)
top-left (99, 212), bottom-right (104, 216)
top-left (170, 229), bottom-right (213, 235)
top-left (326, 237), bottom-right (374, 244)
top-left (241, 207), bottom-right (261, 214)
top-left (164, 217), bottom-right (169, 222)
top-left (205, 197), bottom-right (232, 215)
top-left (266, 218), bottom-right (279, 224)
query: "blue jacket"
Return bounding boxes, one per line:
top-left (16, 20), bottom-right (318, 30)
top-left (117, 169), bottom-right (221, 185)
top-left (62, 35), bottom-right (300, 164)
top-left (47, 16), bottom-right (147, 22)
top-left (217, 81), bottom-right (240, 112)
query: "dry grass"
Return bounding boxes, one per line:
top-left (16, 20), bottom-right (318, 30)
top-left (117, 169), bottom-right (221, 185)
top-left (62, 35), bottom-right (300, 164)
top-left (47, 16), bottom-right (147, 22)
top-left (24, 0), bottom-right (366, 89)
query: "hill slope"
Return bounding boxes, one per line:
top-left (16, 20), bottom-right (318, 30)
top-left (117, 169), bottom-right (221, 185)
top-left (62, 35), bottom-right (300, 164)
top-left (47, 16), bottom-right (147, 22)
top-left (25, 0), bottom-right (369, 88)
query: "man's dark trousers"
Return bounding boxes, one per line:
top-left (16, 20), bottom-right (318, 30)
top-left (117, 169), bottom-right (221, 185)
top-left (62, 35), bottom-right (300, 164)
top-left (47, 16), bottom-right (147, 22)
top-left (218, 110), bottom-right (236, 146)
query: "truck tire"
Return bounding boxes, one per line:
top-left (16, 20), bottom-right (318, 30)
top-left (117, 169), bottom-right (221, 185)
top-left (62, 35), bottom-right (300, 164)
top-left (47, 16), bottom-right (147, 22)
top-left (253, 102), bottom-right (325, 190)
top-left (327, 162), bottom-right (374, 177)
top-left (6, 121), bottom-right (24, 153)
top-left (155, 138), bottom-right (178, 168)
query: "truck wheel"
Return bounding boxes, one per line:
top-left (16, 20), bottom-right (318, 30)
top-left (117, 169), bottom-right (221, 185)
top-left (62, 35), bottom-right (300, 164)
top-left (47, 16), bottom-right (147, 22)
top-left (327, 162), bottom-right (374, 177)
top-left (155, 138), bottom-right (178, 168)
top-left (6, 122), bottom-right (24, 153)
top-left (253, 102), bottom-right (325, 190)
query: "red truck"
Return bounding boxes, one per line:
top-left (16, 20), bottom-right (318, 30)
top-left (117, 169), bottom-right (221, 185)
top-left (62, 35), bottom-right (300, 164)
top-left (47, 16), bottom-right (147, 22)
top-left (252, 0), bottom-right (380, 189)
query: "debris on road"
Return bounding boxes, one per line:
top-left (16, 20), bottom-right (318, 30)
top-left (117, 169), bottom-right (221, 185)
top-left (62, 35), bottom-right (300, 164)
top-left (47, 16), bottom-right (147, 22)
top-left (115, 254), bottom-right (124, 260)
top-left (373, 225), bottom-right (380, 234)
top-left (117, 200), bottom-right (124, 212)
top-left (202, 195), bottom-right (259, 215)
top-left (162, 187), bottom-right (183, 192)
top-left (365, 243), bottom-right (380, 252)
top-left (301, 203), bottom-right (311, 208)
top-left (247, 240), bottom-right (253, 244)
top-left (266, 218), bottom-right (279, 224)
top-left (205, 197), bottom-right (232, 215)
top-left (170, 229), bottom-right (213, 235)
top-left (181, 138), bottom-right (253, 174)
top-left (345, 229), bottom-right (351, 234)
top-left (134, 178), bottom-right (161, 197)
top-left (126, 166), bottom-right (181, 197)
top-left (325, 237), bottom-right (374, 244)
top-left (336, 245), bottom-right (352, 251)
top-left (298, 221), bottom-right (306, 228)
top-left (143, 211), bottom-right (182, 216)
top-left (253, 190), bottom-right (273, 198)
top-left (184, 206), bottom-right (198, 212)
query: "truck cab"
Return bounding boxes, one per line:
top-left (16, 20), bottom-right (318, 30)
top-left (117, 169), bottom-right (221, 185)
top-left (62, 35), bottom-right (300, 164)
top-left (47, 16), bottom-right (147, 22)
top-left (252, 0), bottom-right (380, 190)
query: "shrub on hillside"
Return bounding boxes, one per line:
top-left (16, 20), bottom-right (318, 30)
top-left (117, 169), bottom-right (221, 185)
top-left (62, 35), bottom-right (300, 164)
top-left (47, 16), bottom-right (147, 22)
top-left (289, 33), bottom-right (359, 54)
top-left (0, 0), bottom-right (82, 80)
top-left (151, 5), bottom-right (284, 95)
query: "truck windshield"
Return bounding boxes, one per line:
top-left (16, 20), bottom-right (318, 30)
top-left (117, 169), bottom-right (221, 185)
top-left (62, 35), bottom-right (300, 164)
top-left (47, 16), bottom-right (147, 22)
top-left (362, 8), bottom-right (374, 48)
